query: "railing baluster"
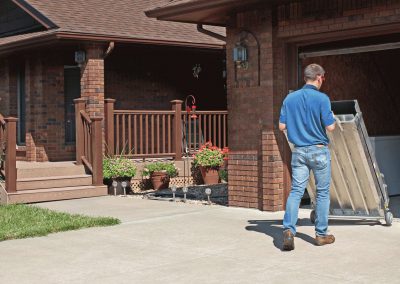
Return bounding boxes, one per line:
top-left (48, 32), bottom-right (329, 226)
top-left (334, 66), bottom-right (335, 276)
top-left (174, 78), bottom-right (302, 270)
top-left (134, 115), bottom-right (137, 155)
top-left (157, 115), bottom-right (160, 155)
top-left (223, 114), bottom-right (227, 148)
top-left (213, 114), bottom-right (217, 146)
top-left (145, 115), bottom-right (149, 154)
top-left (162, 114), bottom-right (166, 154)
top-left (116, 114), bottom-right (120, 155)
top-left (198, 114), bottom-right (202, 148)
top-left (168, 114), bottom-right (171, 153)
top-left (122, 114), bottom-right (126, 154)
top-left (218, 114), bottom-right (221, 148)
top-left (208, 115), bottom-right (212, 143)
top-left (128, 114), bottom-right (132, 155)
top-left (140, 114), bottom-right (143, 154)
top-left (151, 114), bottom-right (154, 155)
top-left (193, 115), bottom-right (197, 152)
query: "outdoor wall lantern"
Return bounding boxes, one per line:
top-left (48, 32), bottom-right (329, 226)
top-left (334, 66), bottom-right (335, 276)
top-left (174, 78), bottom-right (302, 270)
top-left (233, 43), bottom-right (248, 69)
top-left (74, 50), bottom-right (86, 66)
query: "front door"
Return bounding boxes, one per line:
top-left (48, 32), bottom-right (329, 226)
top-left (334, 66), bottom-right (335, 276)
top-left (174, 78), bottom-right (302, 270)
top-left (64, 67), bottom-right (81, 144)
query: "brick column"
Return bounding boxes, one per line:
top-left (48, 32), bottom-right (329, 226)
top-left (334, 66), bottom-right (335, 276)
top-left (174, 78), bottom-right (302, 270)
top-left (81, 44), bottom-right (105, 119)
top-left (226, 9), bottom-right (286, 212)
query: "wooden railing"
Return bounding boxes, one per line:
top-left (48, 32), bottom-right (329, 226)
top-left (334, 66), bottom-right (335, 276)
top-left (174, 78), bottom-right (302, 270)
top-left (74, 99), bottom-right (103, 185)
top-left (182, 111), bottom-right (228, 153)
top-left (0, 114), bottom-right (17, 193)
top-left (105, 99), bottom-right (228, 159)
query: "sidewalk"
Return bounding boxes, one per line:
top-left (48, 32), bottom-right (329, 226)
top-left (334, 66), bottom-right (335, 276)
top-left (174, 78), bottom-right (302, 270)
top-left (0, 196), bottom-right (399, 284)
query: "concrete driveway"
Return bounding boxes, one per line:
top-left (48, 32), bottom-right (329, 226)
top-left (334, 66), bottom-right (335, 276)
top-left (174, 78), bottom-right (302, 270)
top-left (0, 196), bottom-right (399, 284)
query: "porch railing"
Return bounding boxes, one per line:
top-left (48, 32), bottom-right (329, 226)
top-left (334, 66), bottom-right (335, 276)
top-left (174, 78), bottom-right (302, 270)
top-left (74, 99), bottom-right (103, 185)
top-left (105, 99), bottom-right (228, 159)
top-left (0, 114), bottom-right (17, 193)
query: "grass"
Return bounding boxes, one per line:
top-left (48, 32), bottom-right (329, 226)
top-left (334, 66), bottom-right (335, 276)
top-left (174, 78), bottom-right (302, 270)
top-left (0, 204), bottom-right (120, 241)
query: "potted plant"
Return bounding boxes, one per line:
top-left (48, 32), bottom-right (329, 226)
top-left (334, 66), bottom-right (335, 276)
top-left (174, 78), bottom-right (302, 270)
top-left (103, 156), bottom-right (137, 195)
top-left (142, 162), bottom-right (179, 190)
top-left (193, 142), bottom-right (224, 185)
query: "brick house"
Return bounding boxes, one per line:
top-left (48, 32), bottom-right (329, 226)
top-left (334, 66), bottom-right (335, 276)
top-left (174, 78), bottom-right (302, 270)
top-left (147, 0), bottom-right (400, 211)
top-left (0, 0), bottom-right (226, 203)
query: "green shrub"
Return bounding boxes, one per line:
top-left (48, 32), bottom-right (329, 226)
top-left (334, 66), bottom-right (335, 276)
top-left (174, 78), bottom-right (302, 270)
top-left (142, 162), bottom-right (179, 178)
top-left (219, 169), bottom-right (228, 182)
top-left (103, 156), bottom-right (137, 179)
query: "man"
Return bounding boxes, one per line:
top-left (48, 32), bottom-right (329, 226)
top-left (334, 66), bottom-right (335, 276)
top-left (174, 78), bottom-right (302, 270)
top-left (279, 63), bottom-right (336, 251)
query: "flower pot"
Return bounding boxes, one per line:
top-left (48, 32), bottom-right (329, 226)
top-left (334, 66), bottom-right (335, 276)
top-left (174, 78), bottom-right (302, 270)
top-left (108, 178), bottom-right (132, 195)
top-left (151, 171), bottom-right (170, 190)
top-left (199, 166), bottom-right (219, 185)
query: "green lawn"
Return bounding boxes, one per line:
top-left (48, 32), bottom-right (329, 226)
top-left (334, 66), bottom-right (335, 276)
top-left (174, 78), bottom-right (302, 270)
top-left (0, 204), bottom-right (120, 241)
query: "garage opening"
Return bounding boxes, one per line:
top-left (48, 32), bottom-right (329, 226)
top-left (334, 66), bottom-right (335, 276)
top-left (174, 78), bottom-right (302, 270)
top-left (299, 34), bottom-right (400, 197)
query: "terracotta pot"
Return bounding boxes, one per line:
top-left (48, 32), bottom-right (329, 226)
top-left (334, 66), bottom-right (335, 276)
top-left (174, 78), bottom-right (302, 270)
top-left (151, 171), bottom-right (170, 190)
top-left (200, 166), bottom-right (219, 185)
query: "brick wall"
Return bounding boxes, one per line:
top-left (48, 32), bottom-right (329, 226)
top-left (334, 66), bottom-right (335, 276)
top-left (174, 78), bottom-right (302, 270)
top-left (277, 0), bottom-right (400, 39)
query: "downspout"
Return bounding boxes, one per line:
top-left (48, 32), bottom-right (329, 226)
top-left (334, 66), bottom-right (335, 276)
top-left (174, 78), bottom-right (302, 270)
top-left (197, 24), bottom-right (226, 42)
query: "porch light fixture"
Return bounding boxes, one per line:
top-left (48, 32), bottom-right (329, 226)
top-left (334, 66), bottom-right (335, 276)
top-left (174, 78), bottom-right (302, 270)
top-left (171, 185), bottom-right (177, 202)
top-left (121, 181), bottom-right (128, 197)
top-left (205, 187), bottom-right (212, 205)
top-left (233, 43), bottom-right (248, 69)
top-left (112, 180), bottom-right (118, 196)
top-left (74, 50), bottom-right (86, 66)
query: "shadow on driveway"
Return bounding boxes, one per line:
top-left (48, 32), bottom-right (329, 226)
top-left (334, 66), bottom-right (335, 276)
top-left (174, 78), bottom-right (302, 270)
top-left (246, 218), bottom-right (382, 251)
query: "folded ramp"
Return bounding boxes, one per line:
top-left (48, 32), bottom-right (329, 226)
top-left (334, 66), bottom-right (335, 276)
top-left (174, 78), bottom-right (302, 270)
top-left (287, 100), bottom-right (393, 225)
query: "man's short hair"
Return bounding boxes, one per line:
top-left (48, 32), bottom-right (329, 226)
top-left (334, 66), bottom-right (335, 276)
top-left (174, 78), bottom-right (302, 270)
top-left (304, 64), bottom-right (325, 81)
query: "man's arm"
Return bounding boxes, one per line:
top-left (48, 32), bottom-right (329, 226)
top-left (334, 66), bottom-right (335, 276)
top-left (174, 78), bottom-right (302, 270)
top-left (326, 123), bottom-right (335, 132)
top-left (279, 122), bottom-right (286, 131)
top-left (321, 97), bottom-right (336, 132)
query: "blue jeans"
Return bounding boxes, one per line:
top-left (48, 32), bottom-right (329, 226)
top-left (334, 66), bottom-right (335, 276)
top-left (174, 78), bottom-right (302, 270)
top-left (283, 145), bottom-right (331, 236)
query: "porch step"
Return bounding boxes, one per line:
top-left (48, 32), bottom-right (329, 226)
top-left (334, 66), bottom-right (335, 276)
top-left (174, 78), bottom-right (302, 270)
top-left (6, 185), bottom-right (107, 204)
top-left (17, 161), bottom-right (86, 179)
top-left (17, 175), bottom-right (92, 191)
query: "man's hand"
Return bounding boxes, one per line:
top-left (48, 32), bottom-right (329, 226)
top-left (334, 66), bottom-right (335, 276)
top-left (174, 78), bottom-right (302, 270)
top-left (326, 123), bottom-right (335, 132)
top-left (279, 122), bottom-right (286, 131)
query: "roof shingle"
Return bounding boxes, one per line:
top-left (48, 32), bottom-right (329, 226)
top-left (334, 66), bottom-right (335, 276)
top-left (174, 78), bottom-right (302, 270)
top-left (22, 0), bottom-right (225, 47)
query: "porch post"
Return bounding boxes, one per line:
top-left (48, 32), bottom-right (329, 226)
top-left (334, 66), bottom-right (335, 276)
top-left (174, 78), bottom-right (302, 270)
top-left (74, 98), bottom-right (86, 165)
top-left (171, 100), bottom-right (183, 161)
top-left (4, 117), bottom-right (17, 193)
top-left (91, 117), bottom-right (103, 186)
top-left (104, 98), bottom-right (115, 156)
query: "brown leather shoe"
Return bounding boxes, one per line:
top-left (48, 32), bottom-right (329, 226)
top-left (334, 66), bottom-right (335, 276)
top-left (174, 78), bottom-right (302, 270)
top-left (315, 234), bottom-right (335, 246)
top-left (282, 229), bottom-right (295, 251)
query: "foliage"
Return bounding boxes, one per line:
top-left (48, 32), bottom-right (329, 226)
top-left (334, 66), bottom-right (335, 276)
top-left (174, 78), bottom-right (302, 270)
top-left (103, 156), bottom-right (137, 179)
top-left (0, 205), bottom-right (120, 241)
top-left (219, 169), bottom-right (228, 182)
top-left (193, 142), bottom-right (225, 169)
top-left (142, 162), bottom-right (179, 179)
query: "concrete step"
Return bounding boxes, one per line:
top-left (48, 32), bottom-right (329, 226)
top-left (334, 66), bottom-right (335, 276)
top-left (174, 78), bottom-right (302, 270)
top-left (17, 161), bottom-right (86, 179)
top-left (17, 175), bottom-right (92, 191)
top-left (7, 185), bottom-right (107, 204)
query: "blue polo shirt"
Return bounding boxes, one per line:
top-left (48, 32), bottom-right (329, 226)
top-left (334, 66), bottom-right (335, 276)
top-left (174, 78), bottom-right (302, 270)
top-left (279, 84), bottom-right (335, 147)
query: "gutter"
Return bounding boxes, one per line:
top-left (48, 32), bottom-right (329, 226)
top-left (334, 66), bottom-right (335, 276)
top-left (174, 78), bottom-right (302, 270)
top-left (197, 24), bottom-right (226, 42)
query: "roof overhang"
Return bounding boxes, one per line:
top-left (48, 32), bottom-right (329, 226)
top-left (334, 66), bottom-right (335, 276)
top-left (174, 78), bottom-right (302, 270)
top-left (146, 0), bottom-right (274, 26)
top-left (0, 30), bottom-right (224, 57)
